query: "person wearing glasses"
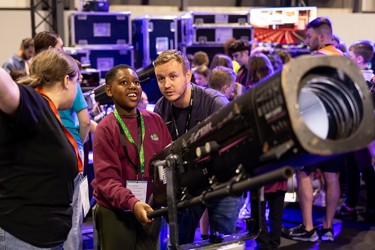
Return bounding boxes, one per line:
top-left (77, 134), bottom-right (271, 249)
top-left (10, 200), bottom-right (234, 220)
top-left (229, 39), bottom-right (250, 86)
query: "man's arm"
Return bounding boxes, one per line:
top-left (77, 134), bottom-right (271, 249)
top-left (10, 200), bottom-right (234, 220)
top-left (72, 84), bottom-right (91, 143)
top-left (2, 59), bottom-right (16, 74)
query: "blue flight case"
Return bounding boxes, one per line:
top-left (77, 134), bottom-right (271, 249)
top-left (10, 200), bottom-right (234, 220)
top-left (70, 11), bottom-right (131, 46)
top-left (132, 16), bottom-right (180, 69)
top-left (87, 45), bottom-right (134, 79)
top-left (65, 45), bottom-right (134, 79)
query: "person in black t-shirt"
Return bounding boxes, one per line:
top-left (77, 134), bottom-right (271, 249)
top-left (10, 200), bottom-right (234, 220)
top-left (0, 49), bottom-right (80, 249)
top-left (335, 40), bottom-right (375, 222)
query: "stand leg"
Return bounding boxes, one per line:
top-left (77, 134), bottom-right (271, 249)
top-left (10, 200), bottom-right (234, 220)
top-left (166, 155), bottom-right (179, 249)
top-left (250, 188), bottom-right (262, 238)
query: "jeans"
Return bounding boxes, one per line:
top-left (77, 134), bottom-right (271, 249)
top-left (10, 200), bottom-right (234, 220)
top-left (206, 196), bottom-right (243, 235)
top-left (64, 173), bottom-right (84, 250)
top-left (177, 196), bottom-right (243, 244)
top-left (0, 227), bottom-right (63, 250)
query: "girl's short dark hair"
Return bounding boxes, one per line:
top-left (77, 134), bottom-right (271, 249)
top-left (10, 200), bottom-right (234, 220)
top-left (229, 40), bottom-right (250, 54)
top-left (105, 64), bottom-right (136, 86)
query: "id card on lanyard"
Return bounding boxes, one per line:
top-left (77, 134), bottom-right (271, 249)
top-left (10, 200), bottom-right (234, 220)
top-left (126, 180), bottom-right (147, 203)
top-left (113, 109), bottom-right (147, 184)
top-left (172, 85), bottom-right (194, 139)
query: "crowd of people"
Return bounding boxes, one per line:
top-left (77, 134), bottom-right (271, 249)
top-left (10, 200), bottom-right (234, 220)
top-left (1, 15), bottom-right (375, 250)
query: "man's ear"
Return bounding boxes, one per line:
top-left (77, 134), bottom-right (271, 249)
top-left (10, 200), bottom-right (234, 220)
top-left (319, 32), bottom-right (327, 44)
top-left (105, 84), bottom-right (112, 97)
top-left (357, 55), bottom-right (364, 65)
top-left (186, 69), bottom-right (192, 83)
top-left (221, 85), bottom-right (228, 93)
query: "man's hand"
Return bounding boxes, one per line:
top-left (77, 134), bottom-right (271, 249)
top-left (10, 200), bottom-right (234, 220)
top-left (132, 201), bottom-right (154, 224)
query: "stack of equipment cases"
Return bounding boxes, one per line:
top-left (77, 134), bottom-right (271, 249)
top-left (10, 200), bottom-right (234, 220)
top-left (186, 11), bottom-right (253, 62)
top-left (70, 11), bottom-right (134, 78)
top-left (176, 13), bottom-right (194, 51)
top-left (64, 46), bottom-right (101, 91)
top-left (132, 15), bottom-right (181, 69)
top-left (64, 46), bottom-right (91, 67)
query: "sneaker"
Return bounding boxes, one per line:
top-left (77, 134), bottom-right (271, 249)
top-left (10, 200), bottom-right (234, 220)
top-left (238, 203), bottom-right (251, 220)
top-left (288, 224), bottom-right (319, 242)
top-left (335, 204), bottom-right (357, 221)
top-left (201, 234), bottom-right (209, 240)
top-left (318, 226), bottom-right (334, 241)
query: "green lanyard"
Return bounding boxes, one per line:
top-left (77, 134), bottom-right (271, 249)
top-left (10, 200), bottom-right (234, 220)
top-left (114, 109), bottom-right (145, 174)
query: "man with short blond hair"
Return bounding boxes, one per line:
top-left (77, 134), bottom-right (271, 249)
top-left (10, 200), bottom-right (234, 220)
top-left (154, 49), bottom-right (242, 245)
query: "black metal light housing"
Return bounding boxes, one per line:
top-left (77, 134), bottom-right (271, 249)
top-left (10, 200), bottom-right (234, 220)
top-left (283, 55), bottom-right (374, 154)
top-left (150, 55), bottom-right (375, 206)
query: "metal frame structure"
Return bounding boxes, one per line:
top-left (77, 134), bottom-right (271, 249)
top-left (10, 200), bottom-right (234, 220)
top-left (30, 0), bottom-right (65, 39)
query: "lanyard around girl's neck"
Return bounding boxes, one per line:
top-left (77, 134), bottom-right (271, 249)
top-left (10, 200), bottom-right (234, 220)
top-left (35, 88), bottom-right (83, 172)
top-left (114, 108), bottom-right (145, 175)
top-left (172, 85), bottom-right (194, 138)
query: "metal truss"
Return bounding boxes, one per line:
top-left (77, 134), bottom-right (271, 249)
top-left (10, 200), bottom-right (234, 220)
top-left (30, 0), bottom-right (64, 38)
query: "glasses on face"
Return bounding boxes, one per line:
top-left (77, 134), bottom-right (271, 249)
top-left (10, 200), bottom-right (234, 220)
top-left (232, 52), bottom-right (241, 58)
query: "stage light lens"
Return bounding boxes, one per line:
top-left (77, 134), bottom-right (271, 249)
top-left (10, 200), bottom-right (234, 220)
top-left (298, 67), bottom-right (363, 140)
top-left (299, 89), bottom-right (329, 139)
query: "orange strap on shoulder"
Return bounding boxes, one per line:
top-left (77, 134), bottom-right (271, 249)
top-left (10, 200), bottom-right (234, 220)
top-left (35, 88), bottom-right (83, 172)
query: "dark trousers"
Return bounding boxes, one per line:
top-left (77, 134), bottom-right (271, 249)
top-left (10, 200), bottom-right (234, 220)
top-left (177, 204), bottom-right (205, 244)
top-left (343, 153), bottom-right (361, 207)
top-left (94, 204), bottom-right (161, 250)
top-left (343, 149), bottom-right (375, 210)
top-left (251, 190), bottom-right (286, 250)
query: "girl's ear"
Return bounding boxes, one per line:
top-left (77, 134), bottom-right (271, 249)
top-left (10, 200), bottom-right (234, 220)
top-left (63, 75), bottom-right (69, 89)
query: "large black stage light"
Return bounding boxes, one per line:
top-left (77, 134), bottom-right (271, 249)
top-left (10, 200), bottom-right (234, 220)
top-left (150, 55), bottom-right (375, 207)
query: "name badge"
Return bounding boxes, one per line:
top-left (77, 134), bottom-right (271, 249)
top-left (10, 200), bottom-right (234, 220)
top-left (80, 176), bottom-right (91, 217)
top-left (126, 180), bottom-right (148, 203)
